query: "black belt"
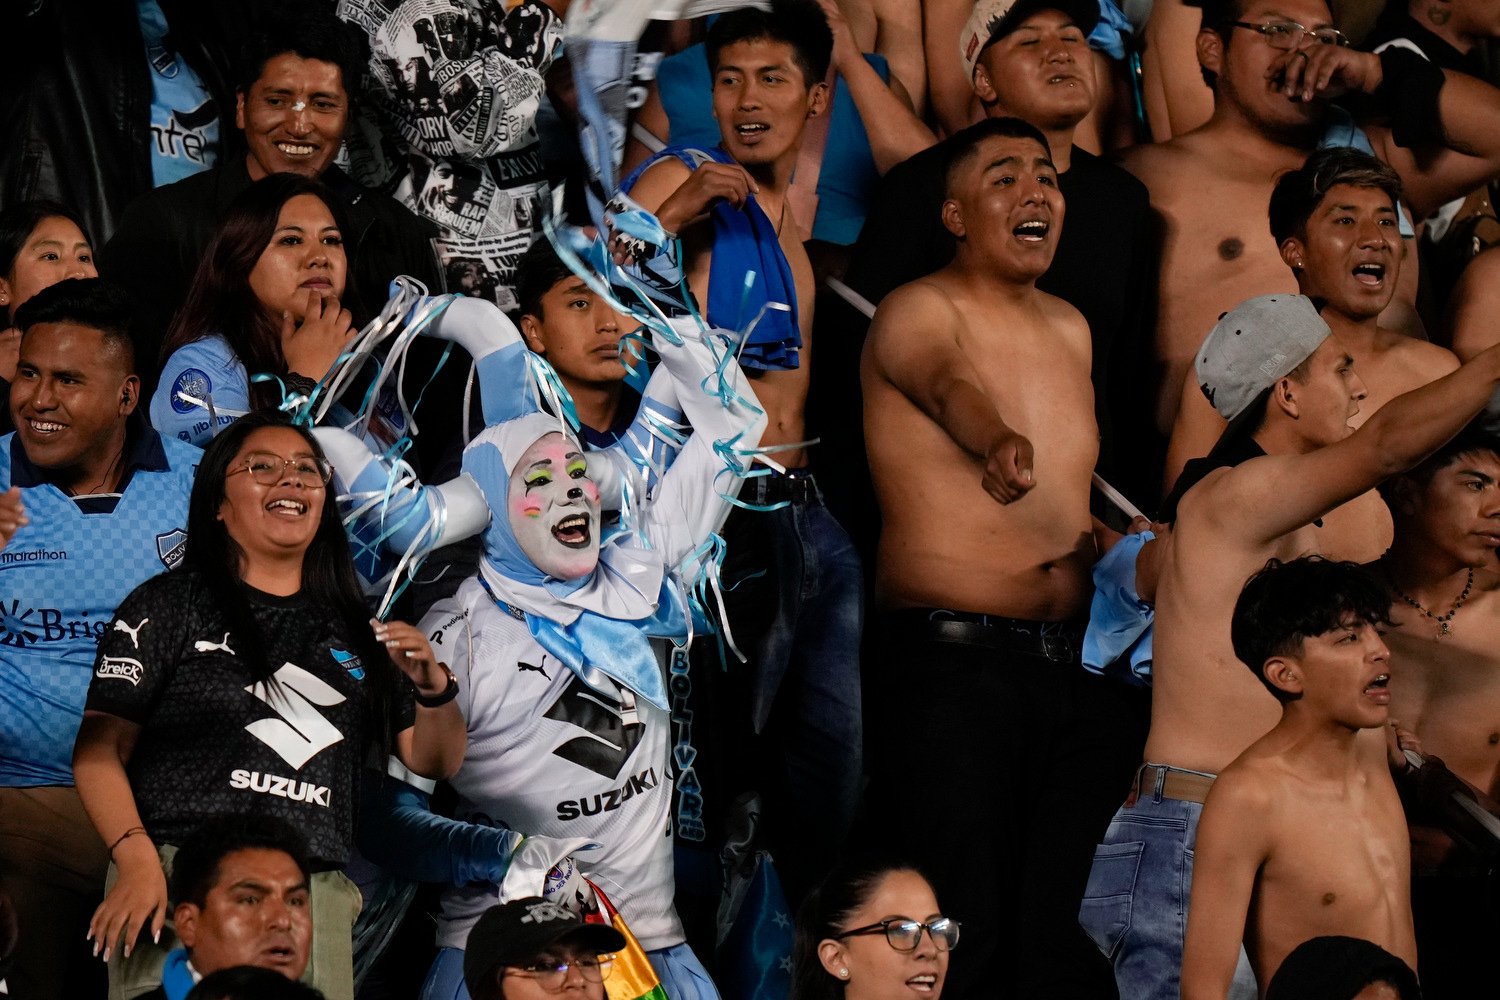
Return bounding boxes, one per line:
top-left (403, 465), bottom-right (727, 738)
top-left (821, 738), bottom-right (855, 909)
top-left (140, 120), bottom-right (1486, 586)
top-left (744, 469), bottom-right (819, 506)
top-left (889, 608), bottom-right (1085, 664)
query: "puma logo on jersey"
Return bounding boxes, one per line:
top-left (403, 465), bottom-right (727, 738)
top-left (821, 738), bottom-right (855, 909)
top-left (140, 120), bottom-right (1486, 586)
top-left (517, 655), bottom-right (551, 680)
top-left (195, 633), bottom-right (235, 655)
top-left (112, 618), bottom-right (149, 649)
top-left (244, 662), bottom-right (347, 769)
top-left (543, 677), bottom-right (644, 780)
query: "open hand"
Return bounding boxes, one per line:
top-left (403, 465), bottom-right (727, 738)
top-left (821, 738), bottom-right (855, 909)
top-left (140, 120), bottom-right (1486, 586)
top-left (88, 840), bottom-right (166, 963)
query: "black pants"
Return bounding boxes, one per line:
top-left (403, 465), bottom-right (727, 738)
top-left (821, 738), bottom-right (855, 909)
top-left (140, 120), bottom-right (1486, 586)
top-left (862, 617), bottom-right (1149, 1000)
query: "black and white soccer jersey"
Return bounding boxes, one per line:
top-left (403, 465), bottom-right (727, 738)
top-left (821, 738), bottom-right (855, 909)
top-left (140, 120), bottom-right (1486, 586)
top-left (86, 569), bottom-right (412, 866)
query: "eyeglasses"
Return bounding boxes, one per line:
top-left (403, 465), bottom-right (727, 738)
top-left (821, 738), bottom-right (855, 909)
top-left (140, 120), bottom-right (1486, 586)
top-left (503, 955), bottom-right (615, 992)
top-left (1229, 20), bottom-right (1350, 50)
top-left (836, 917), bottom-right (961, 952)
top-left (226, 452), bottom-right (333, 489)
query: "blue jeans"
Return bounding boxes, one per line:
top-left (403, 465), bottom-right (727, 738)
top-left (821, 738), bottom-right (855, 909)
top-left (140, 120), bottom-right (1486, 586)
top-left (1080, 766), bottom-right (1258, 1000)
top-left (708, 481), bottom-right (864, 903)
top-left (421, 941), bottom-right (720, 1000)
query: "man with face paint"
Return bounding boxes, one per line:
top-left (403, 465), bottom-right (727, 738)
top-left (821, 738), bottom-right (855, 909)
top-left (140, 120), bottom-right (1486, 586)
top-left (336, 292), bottom-right (765, 1000)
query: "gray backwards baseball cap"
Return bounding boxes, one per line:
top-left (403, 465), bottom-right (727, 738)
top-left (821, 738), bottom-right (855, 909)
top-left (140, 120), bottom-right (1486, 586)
top-left (1196, 294), bottom-right (1331, 423)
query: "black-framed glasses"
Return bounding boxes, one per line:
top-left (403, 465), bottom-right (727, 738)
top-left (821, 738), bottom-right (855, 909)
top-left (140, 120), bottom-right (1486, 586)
top-left (503, 955), bottom-right (615, 992)
top-left (226, 452), bottom-right (333, 489)
top-left (1230, 20), bottom-right (1350, 50)
top-left (836, 917), bottom-right (960, 952)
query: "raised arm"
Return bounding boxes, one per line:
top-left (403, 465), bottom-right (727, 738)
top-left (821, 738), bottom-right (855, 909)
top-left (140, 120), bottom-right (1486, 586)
top-left (639, 318), bottom-right (766, 568)
top-left (864, 281), bottom-right (1035, 504)
top-left (1204, 343), bottom-right (1500, 545)
top-left (818, 0), bottom-right (936, 174)
top-left (1180, 775), bottom-right (1274, 1000)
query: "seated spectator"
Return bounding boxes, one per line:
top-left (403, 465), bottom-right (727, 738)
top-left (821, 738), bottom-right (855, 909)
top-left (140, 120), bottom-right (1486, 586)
top-left (1264, 935), bottom-right (1422, 1000)
top-left (1166, 148), bottom-right (1459, 556)
top-left (791, 857), bottom-right (954, 1000)
top-left (186, 966), bottom-right (325, 1000)
top-left (1374, 426), bottom-right (1500, 998)
top-left (0, 202), bottom-right (98, 430)
top-left (0, 278), bottom-right (196, 1000)
top-left (72, 411), bottom-right (465, 1000)
top-left (1181, 556), bottom-right (1416, 999)
top-left (151, 175), bottom-right (358, 446)
top-left (462, 897), bottom-right (626, 1000)
top-left (143, 815), bottom-right (313, 1000)
top-left (101, 5), bottom-right (441, 398)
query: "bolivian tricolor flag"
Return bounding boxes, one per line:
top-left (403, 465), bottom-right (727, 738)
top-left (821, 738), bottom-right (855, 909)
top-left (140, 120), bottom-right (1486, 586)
top-left (583, 879), bottom-right (669, 1000)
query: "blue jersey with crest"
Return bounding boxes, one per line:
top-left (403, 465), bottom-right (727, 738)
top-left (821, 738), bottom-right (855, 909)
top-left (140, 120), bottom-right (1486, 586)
top-left (0, 430), bottom-right (199, 786)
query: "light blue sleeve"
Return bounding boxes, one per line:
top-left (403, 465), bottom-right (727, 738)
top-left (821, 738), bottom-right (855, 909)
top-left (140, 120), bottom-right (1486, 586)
top-left (150, 336), bottom-right (252, 445)
top-left (1083, 530), bottom-right (1155, 686)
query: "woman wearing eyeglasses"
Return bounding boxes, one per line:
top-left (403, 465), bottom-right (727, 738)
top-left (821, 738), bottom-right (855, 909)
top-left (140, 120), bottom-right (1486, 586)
top-left (72, 412), bottom-right (465, 1000)
top-left (461, 897), bottom-right (626, 1000)
top-left (792, 857), bottom-right (958, 1000)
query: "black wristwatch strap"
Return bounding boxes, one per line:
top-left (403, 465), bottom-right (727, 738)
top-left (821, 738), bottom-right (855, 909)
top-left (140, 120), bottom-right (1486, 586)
top-left (414, 664), bottom-right (459, 707)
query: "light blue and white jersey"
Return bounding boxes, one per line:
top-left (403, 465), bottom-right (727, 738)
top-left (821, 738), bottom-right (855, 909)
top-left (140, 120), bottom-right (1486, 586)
top-left (0, 432), bottom-right (200, 786)
top-left (152, 334), bottom-right (249, 445)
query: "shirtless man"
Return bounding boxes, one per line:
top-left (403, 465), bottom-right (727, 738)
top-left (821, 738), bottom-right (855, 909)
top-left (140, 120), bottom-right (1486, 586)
top-left (1447, 245), bottom-right (1500, 360)
top-left (617, 0), bottom-right (863, 903)
top-left (863, 116), bottom-right (1146, 1000)
top-left (1081, 294), bottom-right (1500, 1000)
top-left (1372, 428), bottom-right (1500, 998)
top-left (1127, 0), bottom-right (1500, 443)
top-left (1166, 148), bottom-right (1459, 556)
top-left (1181, 557), bottom-right (1415, 999)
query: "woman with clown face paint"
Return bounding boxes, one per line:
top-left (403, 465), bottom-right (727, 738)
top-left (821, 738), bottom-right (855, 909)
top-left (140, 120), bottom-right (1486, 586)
top-left (316, 291), bottom-right (764, 1000)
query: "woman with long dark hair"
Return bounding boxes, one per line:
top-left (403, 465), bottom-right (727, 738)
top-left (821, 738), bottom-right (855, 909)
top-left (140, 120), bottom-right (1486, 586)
top-left (73, 411), bottom-right (464, 1000)
top-left (151, 175), bottom-right (360, 445)
top-left (791, 857), bottom-right (956, 1000)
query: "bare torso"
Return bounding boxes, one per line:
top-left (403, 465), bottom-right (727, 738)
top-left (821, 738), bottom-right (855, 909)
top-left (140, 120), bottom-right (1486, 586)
top-left (1148, 480), bottom-right (1322, 771)
top-left (1386, 572), bottom-right (1500, 866)
top-left (864, 275), bottom-right (1098, 619)
top-left (1230, 745), bottom-right (1416, 987)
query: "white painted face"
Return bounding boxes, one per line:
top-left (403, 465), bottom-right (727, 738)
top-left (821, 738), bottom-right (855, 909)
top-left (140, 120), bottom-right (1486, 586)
top-left (507, 432), bottom-right (602, 580)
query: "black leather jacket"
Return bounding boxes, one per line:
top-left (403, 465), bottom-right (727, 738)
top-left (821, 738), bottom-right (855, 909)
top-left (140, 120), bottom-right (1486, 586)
top-left (1, 0), bottom-right (248, 243)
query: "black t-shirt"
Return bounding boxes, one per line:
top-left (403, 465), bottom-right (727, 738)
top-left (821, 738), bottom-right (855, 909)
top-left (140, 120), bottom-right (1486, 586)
top-left (844, 142), bottom-right (1162, 508)
top-left (85, 568), bottom-right (414, 866)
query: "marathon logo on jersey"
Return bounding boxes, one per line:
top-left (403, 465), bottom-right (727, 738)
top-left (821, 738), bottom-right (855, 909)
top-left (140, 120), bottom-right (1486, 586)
top-left (95, 656), bottom-right (144, 686)
top-left (543, 677), bottom-right (645, 780)
top-left (0, 547), bottom-right (67, 565)
top-left (229, 769), bottom-right (332, 807)
top-left (330, 647), bottom-right (364, 681)
top-left (170, 368), bottom-right (212, 414)
top-left (555, 767), bottom-right (658, 822)
top-left (0, 599), bottom-right (107, 648)
top-left (156, 528), bottom-right (187, 570)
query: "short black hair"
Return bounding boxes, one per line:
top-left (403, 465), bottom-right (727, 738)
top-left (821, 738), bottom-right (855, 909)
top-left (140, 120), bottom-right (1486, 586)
top-left (186, 966), bottom-right (325, 1000)
top-left (1194, 0), bottom-right (1248, 89)
top-left (14, 277), bottom-right (136, 373)
top-left (169, 815), bottom-right (311, 909)
top-left (942, 116), bottom-right (1053, 198)
top-left (1377, 421), bottom-right (1500, 508)
top-left (706, 0), bottom-right (833, 86)
top-left (514, 237), bottom-right (576, 321)
top-left (237, 2), bottom-right (363, 99)
top-left (1231, 557), bottom-right (1393, 701)
top-left (1269, 148), bottom-right (1404, 245)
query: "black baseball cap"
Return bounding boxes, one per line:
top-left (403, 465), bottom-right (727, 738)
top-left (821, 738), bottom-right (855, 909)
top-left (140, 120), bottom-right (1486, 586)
top-left (463, 897), bottom-right (627, 996)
